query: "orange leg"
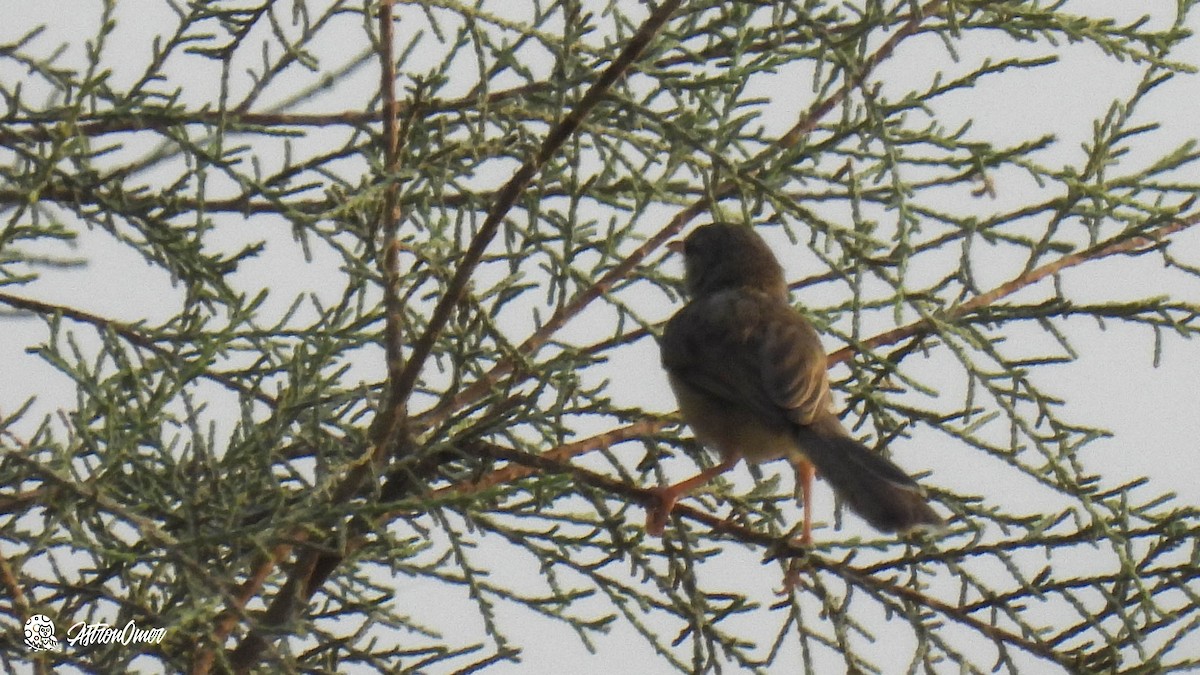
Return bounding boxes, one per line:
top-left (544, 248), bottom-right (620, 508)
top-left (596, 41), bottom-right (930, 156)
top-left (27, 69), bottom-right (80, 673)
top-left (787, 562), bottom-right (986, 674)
top-left (645, 454), bottom-right (740, 536)
top-left (793, 457), bottom-right (815, 545)
top-left (781, 458), bottom-right (816, 591)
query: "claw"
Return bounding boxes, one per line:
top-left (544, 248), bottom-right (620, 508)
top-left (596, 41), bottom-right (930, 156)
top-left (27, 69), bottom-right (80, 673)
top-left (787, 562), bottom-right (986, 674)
top-left (645, 487), bottom-right (678, 537)
top-left (777, 534), bottom-right (813, 593)
top-left (643, 455), bottom-right (741, 536)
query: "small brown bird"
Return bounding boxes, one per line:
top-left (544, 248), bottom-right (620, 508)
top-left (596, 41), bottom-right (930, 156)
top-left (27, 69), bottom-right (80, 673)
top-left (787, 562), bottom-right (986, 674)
top-left (648, 223), bottom-right (943, 543)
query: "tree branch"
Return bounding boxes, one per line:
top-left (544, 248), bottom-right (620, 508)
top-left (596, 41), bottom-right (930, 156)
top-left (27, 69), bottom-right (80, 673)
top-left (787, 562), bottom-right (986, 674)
top-left (830, 212), bottom-right (1200, 366)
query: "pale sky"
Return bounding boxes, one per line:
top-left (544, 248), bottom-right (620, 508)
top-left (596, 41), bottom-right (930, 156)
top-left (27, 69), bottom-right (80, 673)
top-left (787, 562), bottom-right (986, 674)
top-left (2, 1), bottom-right (1198, 672)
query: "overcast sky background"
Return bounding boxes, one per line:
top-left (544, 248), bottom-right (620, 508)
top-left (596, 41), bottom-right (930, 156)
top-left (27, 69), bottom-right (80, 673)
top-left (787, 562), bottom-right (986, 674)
top-left (3, 1), bottom-right (1199, 672)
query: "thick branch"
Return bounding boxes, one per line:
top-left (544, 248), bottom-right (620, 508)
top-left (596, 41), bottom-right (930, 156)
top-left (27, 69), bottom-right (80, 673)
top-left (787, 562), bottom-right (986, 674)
top-left (205, 2), bottom-right (687, 669)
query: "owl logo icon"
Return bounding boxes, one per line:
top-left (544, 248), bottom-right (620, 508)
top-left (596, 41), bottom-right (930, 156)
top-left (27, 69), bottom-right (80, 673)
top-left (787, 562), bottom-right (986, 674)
top-left (24, 614), bottom-right (59, 652)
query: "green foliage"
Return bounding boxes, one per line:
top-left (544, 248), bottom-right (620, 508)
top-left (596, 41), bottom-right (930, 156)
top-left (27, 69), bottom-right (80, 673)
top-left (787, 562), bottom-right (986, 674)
top-left (2, 1), bottom-right (1199, 672)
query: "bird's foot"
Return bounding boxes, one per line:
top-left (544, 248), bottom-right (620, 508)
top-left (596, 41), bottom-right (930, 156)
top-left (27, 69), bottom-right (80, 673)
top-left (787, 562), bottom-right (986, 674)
top-left (644, 487), bottom-right (679, 537)
top-left (777, 531), bottom-right (814, 593)
top-left (780, 562), bottom-right (809, 592)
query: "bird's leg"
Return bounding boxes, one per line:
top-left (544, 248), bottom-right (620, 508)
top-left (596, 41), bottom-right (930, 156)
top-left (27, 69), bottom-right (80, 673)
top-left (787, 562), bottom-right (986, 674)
top-left (645, 455), bottom-right (740, 536)
top-left (793, 457), bottom-right (815, 545)
top-left (781, 458), bottom-right (817, 591)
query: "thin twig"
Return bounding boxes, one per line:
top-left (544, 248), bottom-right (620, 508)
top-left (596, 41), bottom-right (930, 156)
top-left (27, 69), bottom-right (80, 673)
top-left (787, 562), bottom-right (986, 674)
top-left (470, 440), bottom-right (1069, 667)
top-left (388, 0), bottom-right (687, 410)
top-left (0, 291), bottom-right (276, 406)
top-left (205, 1), bottom-right (687, 668)
top-left (829, 213), bottom-right (1200, 366)
top-left (216, 0), bottom-right (414, 668)
top-left (412, 0), bottom-right (950, 432)
top-left (429, 211), bottom-right (1199, 508)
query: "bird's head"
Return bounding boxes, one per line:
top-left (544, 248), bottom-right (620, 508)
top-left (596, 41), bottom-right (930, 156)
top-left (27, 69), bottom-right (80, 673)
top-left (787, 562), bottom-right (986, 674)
top-left (675, 223), bottom-right (788, 298)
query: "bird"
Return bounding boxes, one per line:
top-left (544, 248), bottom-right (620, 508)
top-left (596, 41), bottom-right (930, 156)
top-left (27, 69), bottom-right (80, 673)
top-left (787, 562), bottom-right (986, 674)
top-left (647, 223), bottom-right (943, 545)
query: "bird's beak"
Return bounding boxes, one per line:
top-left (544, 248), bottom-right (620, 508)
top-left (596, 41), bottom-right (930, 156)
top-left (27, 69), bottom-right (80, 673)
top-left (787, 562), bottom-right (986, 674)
top-left (666, 239), bottom-right (685, 254)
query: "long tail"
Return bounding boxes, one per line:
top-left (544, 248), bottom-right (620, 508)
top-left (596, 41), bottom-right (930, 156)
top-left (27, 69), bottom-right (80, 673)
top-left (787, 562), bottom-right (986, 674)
top-left (794, 426), bottom-right (943, 534)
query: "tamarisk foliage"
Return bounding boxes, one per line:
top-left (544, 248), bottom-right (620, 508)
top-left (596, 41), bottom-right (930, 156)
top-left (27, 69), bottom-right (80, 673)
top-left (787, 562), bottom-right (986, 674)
top-left (2, 1), bottom-right (1198, 672)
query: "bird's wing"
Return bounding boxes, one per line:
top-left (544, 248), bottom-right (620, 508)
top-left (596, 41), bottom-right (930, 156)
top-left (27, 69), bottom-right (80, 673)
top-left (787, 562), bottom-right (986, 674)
top-left (661, 289), bottom-right (832, 429)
